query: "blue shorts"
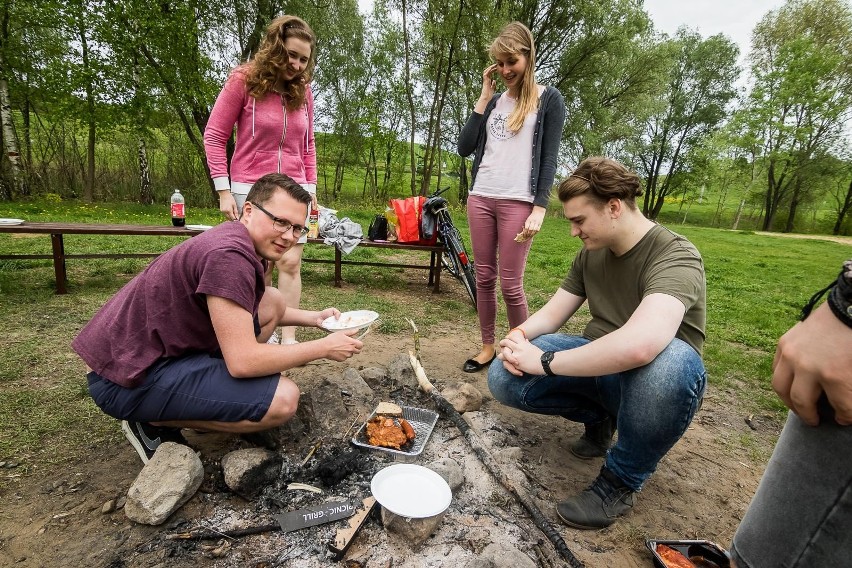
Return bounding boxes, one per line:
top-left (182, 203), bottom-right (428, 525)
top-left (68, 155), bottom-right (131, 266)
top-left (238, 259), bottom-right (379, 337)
top-left (87, 352), bottom-right (279, 423)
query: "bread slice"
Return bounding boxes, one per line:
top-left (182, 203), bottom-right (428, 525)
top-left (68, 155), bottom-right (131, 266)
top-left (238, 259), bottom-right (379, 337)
top-left (374, 401), bottom-right (403, 417)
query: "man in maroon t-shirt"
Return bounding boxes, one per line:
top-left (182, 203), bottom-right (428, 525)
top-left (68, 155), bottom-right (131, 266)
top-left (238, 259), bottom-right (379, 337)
top-left (73, 173), bottom-right (363, 465)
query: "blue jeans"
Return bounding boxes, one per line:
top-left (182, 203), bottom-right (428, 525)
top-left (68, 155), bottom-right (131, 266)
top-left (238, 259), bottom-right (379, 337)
top-left (730, 409), bottom-right (852, 567)
top-left (487, 334), bottom-right (706, 491)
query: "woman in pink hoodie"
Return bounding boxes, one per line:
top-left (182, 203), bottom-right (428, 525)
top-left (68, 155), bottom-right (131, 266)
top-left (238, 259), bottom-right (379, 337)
top-left (204, 15), bottom-right (317, 345)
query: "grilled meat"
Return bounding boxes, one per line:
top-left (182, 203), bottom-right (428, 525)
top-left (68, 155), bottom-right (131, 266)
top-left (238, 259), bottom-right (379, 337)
top-left (366, 416), bottom-right (411, 450)
top-left (656, 544), bottom-right (695, 568)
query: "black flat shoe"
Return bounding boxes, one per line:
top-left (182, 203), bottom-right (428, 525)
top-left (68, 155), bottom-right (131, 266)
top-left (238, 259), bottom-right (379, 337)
top-left (462, 355), bottom-right (496, 373)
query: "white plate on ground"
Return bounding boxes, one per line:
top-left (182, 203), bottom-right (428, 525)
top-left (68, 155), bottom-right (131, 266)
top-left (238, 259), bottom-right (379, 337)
top-left (0, 218), bottom-right (25, 225)
top-left (185, 224), bottom-right (213, 231)
top-left (371, 464), bottom-right (451, 518)
top-left (321, 310), bottom-right (379, 332)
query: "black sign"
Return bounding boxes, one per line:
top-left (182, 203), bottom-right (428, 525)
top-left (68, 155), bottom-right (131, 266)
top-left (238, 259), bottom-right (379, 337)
top-left (274, 500), bottom-right (357, 533)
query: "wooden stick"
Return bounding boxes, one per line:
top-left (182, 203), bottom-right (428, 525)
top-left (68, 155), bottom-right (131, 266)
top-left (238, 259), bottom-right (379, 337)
top-left (407, 351), bottom-right (584, 568)
top-left (166, 523), bottom-right (279, 541)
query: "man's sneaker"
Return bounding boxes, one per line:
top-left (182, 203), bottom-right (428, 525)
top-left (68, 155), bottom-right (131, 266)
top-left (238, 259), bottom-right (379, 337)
top-left (556, 467), bottom-right (635, 529)
top-left (121, 420), bottom-right (188, 465)
top-left (267, 330), bottom-right (281, 345)
top-left (570, 415), bottom-right (616, 459)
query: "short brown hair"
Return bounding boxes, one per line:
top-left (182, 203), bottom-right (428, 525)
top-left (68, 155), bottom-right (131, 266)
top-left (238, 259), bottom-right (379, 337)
top-left (557, 157), bottom-right (643, 210)
top-left (246, 173), bottom-right (311, 207)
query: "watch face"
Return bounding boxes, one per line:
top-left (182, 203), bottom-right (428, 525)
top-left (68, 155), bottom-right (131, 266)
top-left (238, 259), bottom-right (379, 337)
top-left (541, 351), bottom-right (555, 375)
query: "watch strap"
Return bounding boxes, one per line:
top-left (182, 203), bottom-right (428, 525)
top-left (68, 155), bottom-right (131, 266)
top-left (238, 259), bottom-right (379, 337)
top-left (541, 351), bottom-right (555, 376)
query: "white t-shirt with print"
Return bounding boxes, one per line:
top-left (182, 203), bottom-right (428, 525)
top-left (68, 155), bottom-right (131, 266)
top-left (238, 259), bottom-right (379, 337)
top-left (471, 92), bottom-right (537, 201)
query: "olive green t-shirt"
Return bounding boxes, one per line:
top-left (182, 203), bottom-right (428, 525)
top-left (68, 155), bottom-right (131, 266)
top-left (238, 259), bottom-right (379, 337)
top-left (561, 224), bottom-right (706, 354)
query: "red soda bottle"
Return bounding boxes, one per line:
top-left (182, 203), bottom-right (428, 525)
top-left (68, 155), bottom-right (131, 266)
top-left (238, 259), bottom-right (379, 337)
top-left (170, 189), bottom-right (185, 227)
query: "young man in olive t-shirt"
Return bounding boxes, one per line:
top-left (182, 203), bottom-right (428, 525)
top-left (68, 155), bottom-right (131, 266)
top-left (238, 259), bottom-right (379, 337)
top-left (488, 157), bottom-right (706, 530)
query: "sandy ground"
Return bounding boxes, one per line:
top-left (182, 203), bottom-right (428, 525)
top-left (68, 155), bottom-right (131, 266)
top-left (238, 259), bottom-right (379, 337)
top-left (0, 311), bottom-right (781, 568)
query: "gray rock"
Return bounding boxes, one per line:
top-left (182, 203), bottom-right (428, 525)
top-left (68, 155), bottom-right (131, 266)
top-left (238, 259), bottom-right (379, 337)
top-left (358, 366), bottom-right (388, 389)
top-left (220, 448), bottom-right (283, 500)
top-left (380, 507), bottom-right (447, 546)
top-left (387, 353), bottom-right (418, 389)
top-left (442, 382), bottom-right (483, 413)
top-left (429, 458), bottom-right (465, 493)
top-left (463, 411), bottom-right (508, 447)
top-left (115, 496), bottom-right (126, 510)
top-left (124, 443), bottom-right (203, 525)
top-left (464, 559), bottom-right (494, 568)
top-left (494, 447), bottom-right (524, 464)
top-left (101, 499), bottom-right (116, 514)
top-left (480, 542), bottom-right (537, 568)
top-left (341, 368), bottom-right (374, 398)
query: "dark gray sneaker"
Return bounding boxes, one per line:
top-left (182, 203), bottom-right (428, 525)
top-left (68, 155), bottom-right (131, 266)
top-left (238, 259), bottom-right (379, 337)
top-left (570, 415), bottom-right (615, 459)
top-left (556, 467), bottom-right (635, 529)
top-left (121, 420), bottom-right (188, 464)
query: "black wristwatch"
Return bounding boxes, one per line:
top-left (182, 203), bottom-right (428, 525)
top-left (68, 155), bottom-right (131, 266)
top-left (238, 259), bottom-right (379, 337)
top-left (541, 351), bottom-right (556, 376)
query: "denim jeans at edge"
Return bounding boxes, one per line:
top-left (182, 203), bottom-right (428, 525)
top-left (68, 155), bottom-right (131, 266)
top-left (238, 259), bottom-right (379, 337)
top-left (487, 334), bottom-right (706, 491)
top-left (730, 409), bottom-right (852, 568)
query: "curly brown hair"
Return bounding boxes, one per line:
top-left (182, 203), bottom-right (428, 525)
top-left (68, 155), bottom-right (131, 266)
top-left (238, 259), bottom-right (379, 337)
top-left (557, 157), bottom-right (643, 210)
top-left (243, 15), bottom-right (316, 110)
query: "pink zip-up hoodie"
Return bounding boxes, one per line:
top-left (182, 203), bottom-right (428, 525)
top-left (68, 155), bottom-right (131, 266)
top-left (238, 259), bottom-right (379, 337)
top-left (204, 67), bottom-right (317, 194)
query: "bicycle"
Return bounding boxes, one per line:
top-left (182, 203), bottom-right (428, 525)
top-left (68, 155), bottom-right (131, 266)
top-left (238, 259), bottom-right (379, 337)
top-left (422, 187), bottom-right (477, 309)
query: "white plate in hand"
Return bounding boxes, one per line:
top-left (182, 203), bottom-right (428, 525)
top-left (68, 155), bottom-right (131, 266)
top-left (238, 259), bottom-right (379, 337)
top-left (321, 310), bottom-right (379, 332)
top-left (0, 218), bottom-right (25, 225)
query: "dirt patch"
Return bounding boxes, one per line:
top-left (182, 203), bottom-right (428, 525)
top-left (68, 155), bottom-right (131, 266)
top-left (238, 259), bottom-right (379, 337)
top-left (753, 231), bottom-right (852, 246)
top-left (0, 318), bottom-right (781, 567)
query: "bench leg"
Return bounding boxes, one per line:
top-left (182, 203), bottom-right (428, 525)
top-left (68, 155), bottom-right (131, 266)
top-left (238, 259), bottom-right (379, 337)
top-left (432, 251), bottom-right (441, 293)
top-left (334, 247), bottom-right (342, 288)
top-left (51, 233), bottom-right (68, 294)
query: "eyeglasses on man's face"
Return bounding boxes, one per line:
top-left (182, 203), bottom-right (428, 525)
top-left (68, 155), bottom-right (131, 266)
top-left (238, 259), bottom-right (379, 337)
top-left (250, 201), bottom-right (308, 237)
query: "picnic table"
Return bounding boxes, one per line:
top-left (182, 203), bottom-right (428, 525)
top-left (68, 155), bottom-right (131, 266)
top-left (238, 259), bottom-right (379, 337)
top-left (0, 221), bottom-right (445, 294)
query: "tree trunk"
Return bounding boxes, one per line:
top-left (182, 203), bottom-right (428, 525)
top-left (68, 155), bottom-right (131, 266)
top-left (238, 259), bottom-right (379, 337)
top-left (22, 89), bottom-right (31, 195)
top-left (834, 178), bottom-right (852, 235)
top-left (401, 0), bottom-right (417, 196)
top-left (783, 176), bottom-right (802, 233)
top-left (762, 162), bottom-right (776, 231)
top-left (79, 19), bottom-right (95, 202)
top-left (0, 76), bottom-right (24, 199)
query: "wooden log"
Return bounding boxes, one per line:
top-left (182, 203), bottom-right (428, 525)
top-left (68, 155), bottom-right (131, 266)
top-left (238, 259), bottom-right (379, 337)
top-left (407, 351), bottom-right (584, 568)
top-left (165, 523), bottom-right (279, 541)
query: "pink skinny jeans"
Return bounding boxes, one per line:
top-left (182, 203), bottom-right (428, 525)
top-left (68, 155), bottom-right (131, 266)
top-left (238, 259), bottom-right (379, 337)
top-left (466, 194), bottom-right (534, 345)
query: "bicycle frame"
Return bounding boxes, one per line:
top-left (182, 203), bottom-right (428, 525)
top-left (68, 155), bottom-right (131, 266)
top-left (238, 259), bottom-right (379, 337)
top-left (424, 188), bottom-right (477, 309)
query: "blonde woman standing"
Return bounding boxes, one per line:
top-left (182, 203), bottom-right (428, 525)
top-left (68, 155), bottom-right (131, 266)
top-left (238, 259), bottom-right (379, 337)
top-left (204, 15), bottom-right (317, 345)
top-left (457, 21), bottom-right (566, 373)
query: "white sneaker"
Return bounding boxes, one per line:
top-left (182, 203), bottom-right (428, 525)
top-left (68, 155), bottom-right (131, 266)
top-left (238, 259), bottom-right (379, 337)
top-left (267, 331), bottom-right (280, 345)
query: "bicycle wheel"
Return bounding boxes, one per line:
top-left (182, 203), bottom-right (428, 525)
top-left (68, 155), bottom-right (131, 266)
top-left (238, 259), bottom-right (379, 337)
top-left (443, 229), bottom-right (477, 309)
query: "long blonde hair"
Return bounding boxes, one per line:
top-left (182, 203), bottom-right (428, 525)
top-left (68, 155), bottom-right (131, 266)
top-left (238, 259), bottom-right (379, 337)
top-left (243, 15), bottom-right (316, 110)
top-left (489, 22), bottom-right (538, 132)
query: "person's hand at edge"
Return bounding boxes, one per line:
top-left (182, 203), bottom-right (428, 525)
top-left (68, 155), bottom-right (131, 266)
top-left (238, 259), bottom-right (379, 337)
top-left (771, 301), bottom-right (852, 426)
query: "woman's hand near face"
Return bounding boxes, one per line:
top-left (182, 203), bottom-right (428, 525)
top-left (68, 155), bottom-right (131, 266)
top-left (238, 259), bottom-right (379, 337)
top-left (474, 64), bottom-right (498, 113)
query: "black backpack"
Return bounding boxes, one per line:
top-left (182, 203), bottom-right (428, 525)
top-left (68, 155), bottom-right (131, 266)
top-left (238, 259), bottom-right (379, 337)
top-left (368, 214), bottom-right (388, 241)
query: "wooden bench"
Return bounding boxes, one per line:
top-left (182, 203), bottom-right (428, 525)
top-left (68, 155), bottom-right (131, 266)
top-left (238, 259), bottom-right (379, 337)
top-left (304, 237), bottom-right (444, 292)
top-left (0, 222), bottom-right (205, 294)
top-left (0, 222), bottom-right (445, 294)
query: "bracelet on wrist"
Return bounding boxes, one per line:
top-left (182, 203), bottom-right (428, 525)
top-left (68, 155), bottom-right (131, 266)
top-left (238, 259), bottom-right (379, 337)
top-left (801, 260), bottom-right (852, 328)
top-left (828, 284), bottom-right (852, 329)
top-left (510, 327), bottom-right (527, 340)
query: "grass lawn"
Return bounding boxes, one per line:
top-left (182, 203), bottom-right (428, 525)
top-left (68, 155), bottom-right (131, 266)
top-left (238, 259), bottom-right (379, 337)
top-left (0, 199), bottom-right (849, 478)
